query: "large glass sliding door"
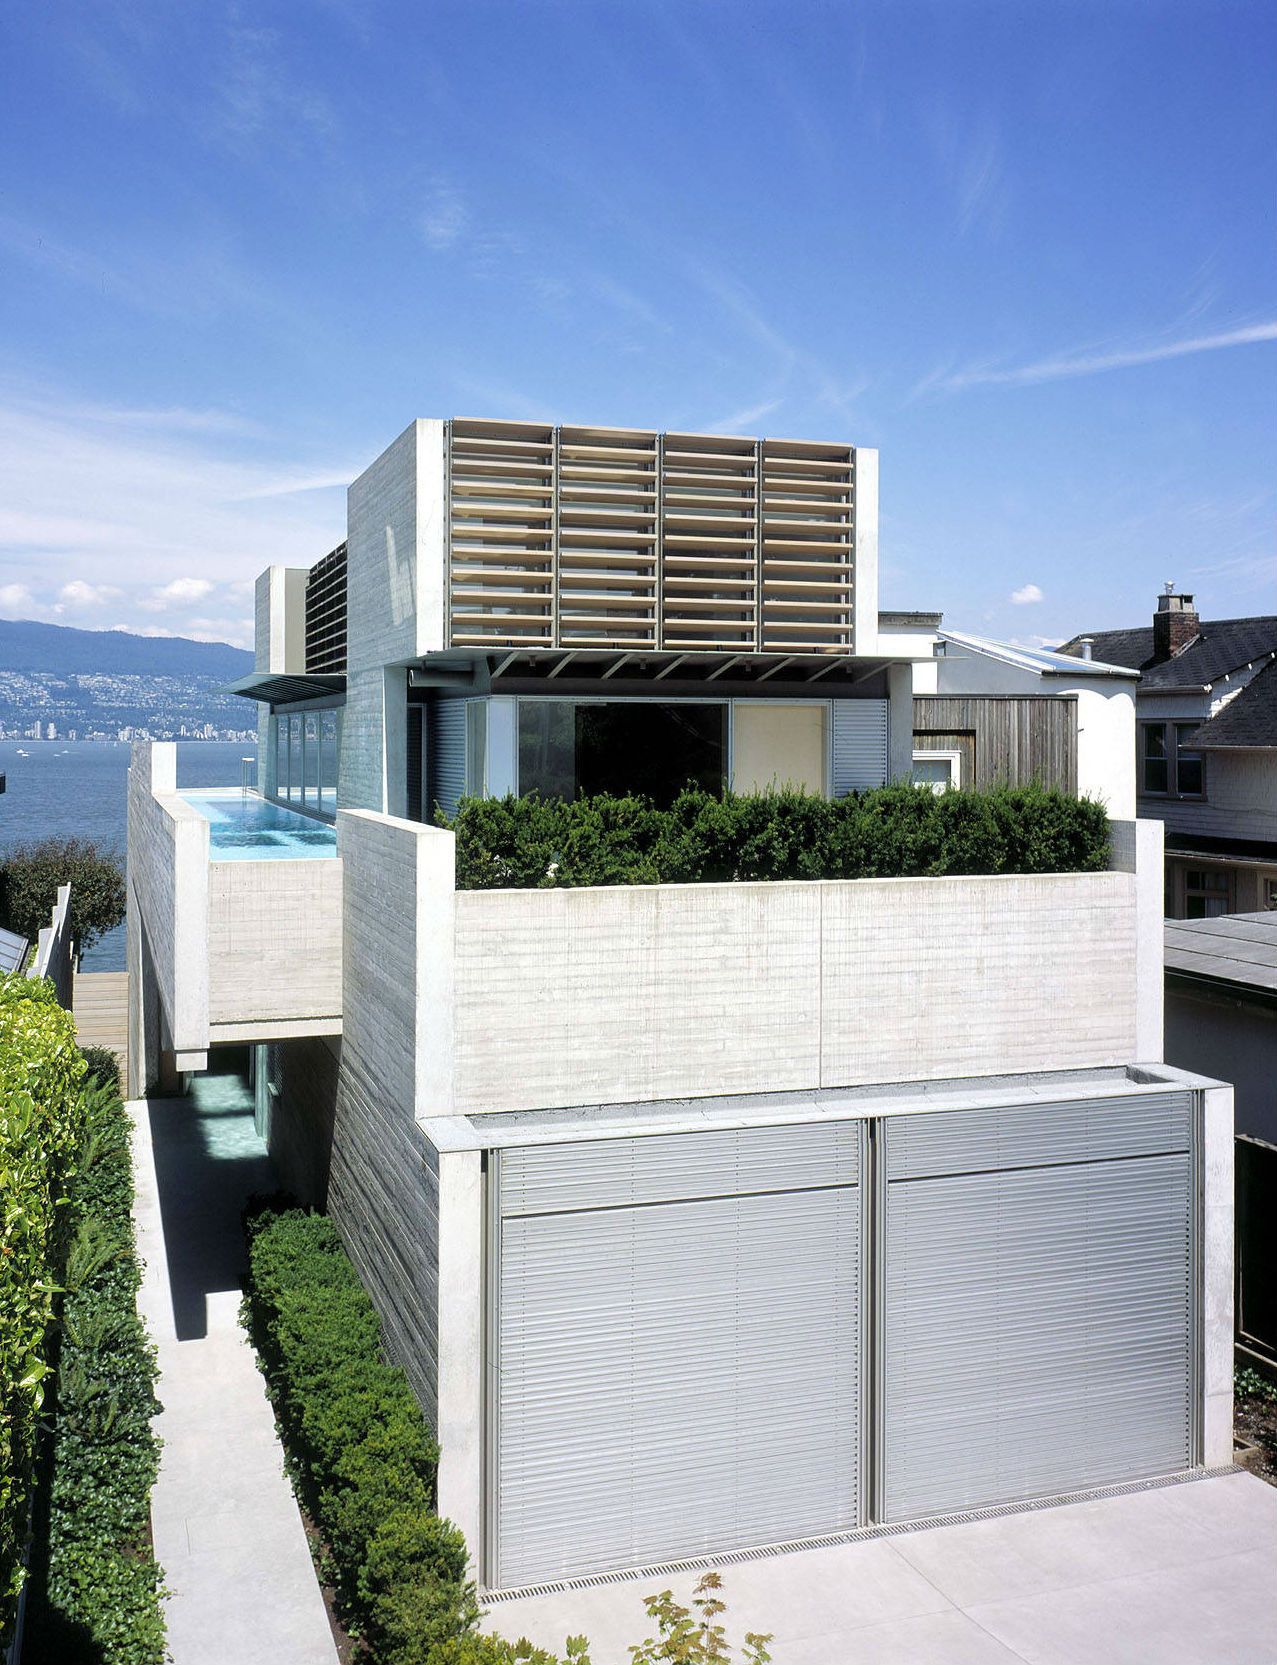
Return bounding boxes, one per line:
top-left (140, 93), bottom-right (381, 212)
top-left (271, 705), bottom-right (342, 819)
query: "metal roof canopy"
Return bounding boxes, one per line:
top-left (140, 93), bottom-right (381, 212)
top-left (222, 672), bottom-right (346, 706)
top-left (0, 925), bottom-right (30, 975)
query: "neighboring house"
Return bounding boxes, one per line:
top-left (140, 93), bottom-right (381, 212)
top-left (126, 418), bottom-right (1232, 1595)
top-left (1164, 912), bottom-right (1277, 1372)
top-left (1059, 590), bottom-right (1277, 917)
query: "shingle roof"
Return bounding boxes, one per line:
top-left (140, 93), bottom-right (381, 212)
top-left (1056, 614), bottom-right (1277, 689)
top-left (1165, 912), bottom-right (1277, 998)
top-left (1186, 656), bottom-right (1277, 749)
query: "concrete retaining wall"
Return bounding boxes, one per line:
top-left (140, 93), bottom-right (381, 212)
top-left (207, 859), bottom-right (343, 1037)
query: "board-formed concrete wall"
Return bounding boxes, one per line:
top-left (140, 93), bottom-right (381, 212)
top-left (267, 1035), bottom-right (341, 1207)
top-left (207, 858), bottom-right (343, 1037)
top-left (326, 809), bottom-right (456, 1420)
top-left (126, 743), bottom-right (209, 1066)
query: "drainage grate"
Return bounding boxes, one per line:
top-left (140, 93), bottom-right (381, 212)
top-left (481, 1465), bottom-right (1237, 1603)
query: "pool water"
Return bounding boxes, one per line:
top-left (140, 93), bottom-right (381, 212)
top-left (182, 791), bottom-right (338, 860)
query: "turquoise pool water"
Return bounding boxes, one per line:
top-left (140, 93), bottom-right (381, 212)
top-left (182, 791), bottom-right (338, 860)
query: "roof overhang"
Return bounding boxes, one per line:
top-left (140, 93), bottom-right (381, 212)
top-left (411, 647), bottom-right (911, 688)
top-left (222, 672), bottom-right (346, 706)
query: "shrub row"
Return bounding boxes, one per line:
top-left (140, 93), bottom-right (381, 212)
top-left (243, 1207), bottom-right (476, 1664)
top-left (445, 783), bottom-right (1112, 891)
top-left (0, 974), bottom-right (88, 1643)
top-left (26, 1073), bottom-right (166, 1664)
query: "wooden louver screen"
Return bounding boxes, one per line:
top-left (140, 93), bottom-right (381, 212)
top-left (447, 419), bottom-right (855, 654)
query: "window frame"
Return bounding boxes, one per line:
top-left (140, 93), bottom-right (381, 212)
top-left (911, 748), bottom-right (962, 794)
top-left (1139, 719), bottom-right (1206, 801)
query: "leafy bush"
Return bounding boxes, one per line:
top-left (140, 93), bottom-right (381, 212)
top-left (1236, 1365), bottom-right (1277, 1405)
top-left (242, 1206), bottom-right (475, 1660)
top-left (78, 1045), bottom-right (122, 1095)
top-left (0, 974), bottom-right (87, 1641)
top-left (445, 784), bottom-right (1111, 891)
top-left (0, 838), bottom-right (126, 956)
top-left (25, 1066), bottom-right (166, 1664)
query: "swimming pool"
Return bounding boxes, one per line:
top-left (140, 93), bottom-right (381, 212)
top-left (181, 791), bottom-right (338, 860)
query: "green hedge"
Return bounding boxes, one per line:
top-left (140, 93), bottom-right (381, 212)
top-left (243, 1207), bottom-right (476, 1664)
top-left (0, 974), bottom-right (87, 1642)
top-left (445, 783), bottom-right (1111, 891)
top-left (26, 1078), bottom-right (166, 1664)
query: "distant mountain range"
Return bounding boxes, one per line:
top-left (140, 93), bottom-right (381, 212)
top-left (0, 618), bottom-right (251, 678)
top-left (0, 620), bottom-right (257, 739)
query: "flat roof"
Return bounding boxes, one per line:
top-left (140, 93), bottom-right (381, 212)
top-left (421, 1062), bottom-right (1215, 1151)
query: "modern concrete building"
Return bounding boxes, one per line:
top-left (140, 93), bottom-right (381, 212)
top-left (1060, 589), bottom-right (1277, 918)
top-left (1164, 911), bottom-right (1277, 1374)
top-left (127, 418), bottom-right (1234, 1595)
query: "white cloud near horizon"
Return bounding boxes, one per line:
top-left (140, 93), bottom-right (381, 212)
top-left (0, 385), bottom-right (346, 648)
top-left (921, 320), bottom-right (1277, 396)
top-left (1010, 582), bottom-right (1043, 604)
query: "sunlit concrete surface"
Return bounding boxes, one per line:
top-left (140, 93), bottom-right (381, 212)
top-left (130, 1073), bottom-right (338, 1665)
top-left (485, 1470), bottom-right (1277, 1665)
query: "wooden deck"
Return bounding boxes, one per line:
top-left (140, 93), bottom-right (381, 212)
top-left (73, 970), bottom-right (129, 1077)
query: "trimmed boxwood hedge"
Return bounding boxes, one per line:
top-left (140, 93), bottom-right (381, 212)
top-left (444, 783), bottom-right (1111, 891)
top-left (242, 1206), bottom-right (477, 1664)
top-left (0, 974), bottom-right (88, 1644)
top-left (25, 1077), bottom-right (167, 1665)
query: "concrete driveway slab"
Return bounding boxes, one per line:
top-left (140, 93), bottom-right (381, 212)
top-left (484, 1473), bottom-right (1277, 1665)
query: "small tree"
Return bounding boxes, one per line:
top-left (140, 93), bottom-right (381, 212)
top-left (628, 1574), bottom-right (772, 1665)
top-left (0, 838), bottom-right (126, 957)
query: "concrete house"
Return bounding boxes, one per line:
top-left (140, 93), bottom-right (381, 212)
top-left (1060, 590), bottom-right (1277, 918)
top-left (127, 418), bottom-right (1233, 1595)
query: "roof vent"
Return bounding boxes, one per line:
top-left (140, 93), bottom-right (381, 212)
top-left (1077, 637), bottom-right (1094, 661)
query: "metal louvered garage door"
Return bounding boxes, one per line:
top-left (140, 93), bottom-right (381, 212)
top-left (493, 1123), bottom-right (864, 1588)
top-left (881, 1092), bottom-right (1196, 1522)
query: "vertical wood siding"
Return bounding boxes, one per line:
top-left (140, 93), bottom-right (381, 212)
top-left (913, 696), bottom-right (1077, 793)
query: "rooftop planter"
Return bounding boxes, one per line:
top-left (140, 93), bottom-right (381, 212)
top-left (442, 783), bottom-right (1111, 892)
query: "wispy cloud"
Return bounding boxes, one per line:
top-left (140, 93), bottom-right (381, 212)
top-left (0, 384), bottom-right (344, 646)
top-left (705, 398), bottom-right (784, 435)
top-left (920, 320), bottom-right (1277, 396)
top-left (1010, 583), bottom-right (1044, 605)
top-left (421, 176), bottom-right (469, 250)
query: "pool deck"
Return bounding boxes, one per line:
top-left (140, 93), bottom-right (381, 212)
top-left (131, 1075), bottom-right (338, 1665)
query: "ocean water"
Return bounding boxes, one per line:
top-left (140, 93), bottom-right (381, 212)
top-left (0, 740), bottom-right (254, 970)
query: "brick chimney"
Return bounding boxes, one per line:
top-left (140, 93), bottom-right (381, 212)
top-left (1152, 584), bottom-right (1199, 663)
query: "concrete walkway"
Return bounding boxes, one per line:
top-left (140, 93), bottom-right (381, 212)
top-left (130, 1072), bottom-right (338, 1665)
top-left (486, 1470), bottom-right (1277, 1664)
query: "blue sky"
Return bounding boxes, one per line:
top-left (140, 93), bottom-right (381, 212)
top-left (1, 0), bottom-right (1273, 651)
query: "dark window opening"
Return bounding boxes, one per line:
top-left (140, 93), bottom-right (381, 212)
top-left (518, 701), bottom-right (726, 805)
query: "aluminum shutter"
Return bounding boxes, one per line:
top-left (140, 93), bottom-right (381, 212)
top-left (428, 698), bottom-right (468, 819)
top-left (831, 699), bottom-right (888, 795)
top-left (494, 1123), bottom-right (864, 1587)
top-left (881, 1092), bottom-right (1195, 1522)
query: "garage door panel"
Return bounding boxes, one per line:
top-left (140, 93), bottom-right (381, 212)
top-left (496, 1147), bottom-right (863, 1587)
top-left (883, 1116), bottom-right (1194, 1523)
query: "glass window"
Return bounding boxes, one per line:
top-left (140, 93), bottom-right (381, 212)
top-left (288, 715), bottom-right (303, 802)
top-left (912, 751), bottom-right (959, 793)
top-left (1141, 724), bottom-right (1168, 795)
top-left (1175, 725), bottom-right (1204, 797)
top-left (275, 717), bottom-right (288, 800)
top-left (303, 714), bottom-right (320, 807)
top-left (1266, 879), bottom-right (1277, 912)
top-left (466, 700), bottom-right (487, 797)
top-left (518, 702), bottom-right (576, 800)
top-left (320, 710), bottom-right (339, 814)
top-left (1185, 868), bottom-right (1232, 919)
top-left (517, 700), bottom-right (726, 805)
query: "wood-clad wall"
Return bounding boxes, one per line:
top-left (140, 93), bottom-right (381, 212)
top-left (913, 696), bottom-right (1078, 793)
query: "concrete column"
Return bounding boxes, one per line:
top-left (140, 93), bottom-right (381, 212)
top-left (433, 1146), bottom-right (485, 1570)
top-left (886, 662), bottom-right (915, 782)
top-left (851, 447), bottom-right (878, 657)
top-left (1201, 1082), bottom-right (1234, 1468)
